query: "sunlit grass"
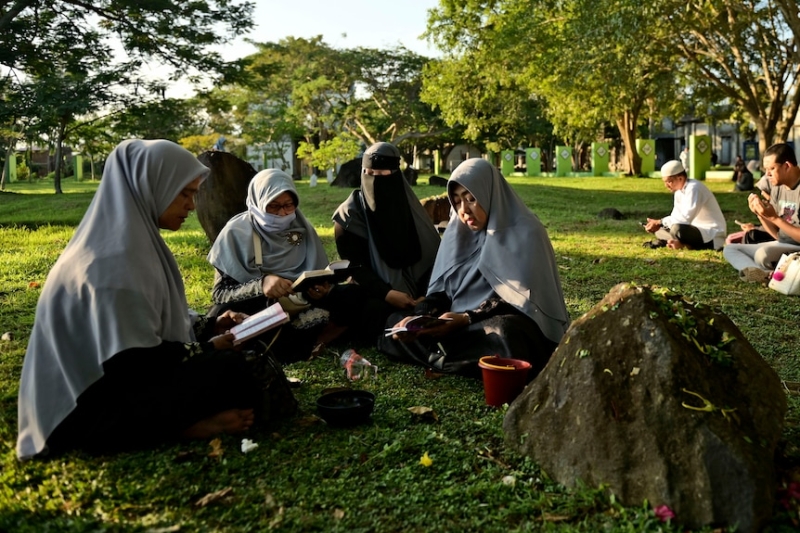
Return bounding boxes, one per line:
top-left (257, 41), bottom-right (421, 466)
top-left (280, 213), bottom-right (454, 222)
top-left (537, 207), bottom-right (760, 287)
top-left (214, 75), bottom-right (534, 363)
top-left (0, 174), bottom-right (797, 532)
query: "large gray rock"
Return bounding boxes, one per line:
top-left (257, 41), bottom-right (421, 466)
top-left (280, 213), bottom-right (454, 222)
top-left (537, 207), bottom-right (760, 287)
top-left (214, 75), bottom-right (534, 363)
top-left (504, 283), bottom-right (786, 532)
top-left (196, 151), bottom-right (256, 244)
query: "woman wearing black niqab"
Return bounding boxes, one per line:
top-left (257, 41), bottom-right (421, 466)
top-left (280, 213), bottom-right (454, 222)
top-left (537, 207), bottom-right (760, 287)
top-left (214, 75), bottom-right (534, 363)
top-left (332, 142), bottom-right (441, 343)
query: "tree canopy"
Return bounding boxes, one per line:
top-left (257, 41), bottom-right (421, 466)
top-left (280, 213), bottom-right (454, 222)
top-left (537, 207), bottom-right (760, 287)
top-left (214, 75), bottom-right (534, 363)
top-left (0, 0), bottom-right (254, 192)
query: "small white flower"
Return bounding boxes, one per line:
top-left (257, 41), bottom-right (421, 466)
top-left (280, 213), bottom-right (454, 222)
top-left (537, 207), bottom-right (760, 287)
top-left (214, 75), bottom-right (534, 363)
top-left (501, 475), bottom-right (516, 486)
top-left (241, 438), bottom-right (258, 453)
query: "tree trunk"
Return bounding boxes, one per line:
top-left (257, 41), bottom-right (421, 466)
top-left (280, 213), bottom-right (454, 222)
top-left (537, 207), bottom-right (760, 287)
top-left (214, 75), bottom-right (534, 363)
top-left (0, 140), bottom-right (12, 190)
top-left (756, 119), bottom-right (777, 158)
top-left (53, 122), bottom-right (66, 194)
top-left (616, 111), bottom-right (641, 176)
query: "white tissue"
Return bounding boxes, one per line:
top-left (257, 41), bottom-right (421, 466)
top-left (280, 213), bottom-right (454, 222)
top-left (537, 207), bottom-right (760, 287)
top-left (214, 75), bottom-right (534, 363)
top-left (241, 438), bottom-right (258, 453)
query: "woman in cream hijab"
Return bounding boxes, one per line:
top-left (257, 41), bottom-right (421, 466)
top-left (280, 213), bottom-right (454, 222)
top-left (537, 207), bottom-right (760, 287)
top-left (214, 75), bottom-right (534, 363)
top-left (17, 140), bottom-right (270, 460)
top-left (380, 158), bottom-right (570, 378)
top-left (208, 169), bottom-right (365, 360)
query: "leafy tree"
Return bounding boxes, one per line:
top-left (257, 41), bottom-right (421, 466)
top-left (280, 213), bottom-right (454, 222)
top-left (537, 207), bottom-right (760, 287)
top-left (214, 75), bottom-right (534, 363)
top-left (661, 0), bottom-right (800, 153)
top-left (227, 38), bottom-right (451, 173)
top-left (340, 47), bottom-right (451, 149)
top-left (0, 0), bottom-right (255, 192)
top-left (421, 53), bottom-right (553, 153)
top-left (71, 120), bottom-right (116, 180)
top-left (424, 0), bottom-right (680, 175)
top-left (109, 97), bottom-right (208, 141)
top-left (0, 1), bottom-right (254, 85)
top-left (296, 134), bottom-right (361, 174)
top-left (18, 28), bottom-right (128, 193)
top-left (222, 37), bottom-right (352, 176)
top-left (180, 134), bottom-right (222, 155)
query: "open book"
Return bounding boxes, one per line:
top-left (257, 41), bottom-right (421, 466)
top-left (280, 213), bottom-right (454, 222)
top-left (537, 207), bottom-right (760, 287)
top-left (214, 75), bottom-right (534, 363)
top-left (229, 302), bottom-right (290, 345)
top-left (384, 315), bottom-right (453, 337)
top-left (291, 259), bottom-right (359, 293)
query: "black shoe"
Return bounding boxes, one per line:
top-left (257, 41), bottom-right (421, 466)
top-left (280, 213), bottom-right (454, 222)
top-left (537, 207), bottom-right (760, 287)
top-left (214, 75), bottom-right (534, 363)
top-left (642, 239), bottom-right (667, 249)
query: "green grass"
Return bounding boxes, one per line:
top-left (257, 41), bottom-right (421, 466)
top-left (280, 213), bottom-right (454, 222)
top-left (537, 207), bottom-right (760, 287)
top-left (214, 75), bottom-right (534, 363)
top-left (1, 175), bottom-right (798, 532)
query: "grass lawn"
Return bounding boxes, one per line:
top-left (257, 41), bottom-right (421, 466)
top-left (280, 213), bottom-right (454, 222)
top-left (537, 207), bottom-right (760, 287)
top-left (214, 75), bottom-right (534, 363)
top-left (1, 174), bottom-right (798, 532)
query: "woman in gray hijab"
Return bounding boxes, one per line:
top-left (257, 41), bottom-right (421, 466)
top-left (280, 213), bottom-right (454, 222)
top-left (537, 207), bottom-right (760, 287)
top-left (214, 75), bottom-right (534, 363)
top-left (208, 169), bottom-right (366, 360)
top-left (16, 140), bottom-right (283, 460)
top-left (379, 158), bottom-right (570, 378)
top-left (332, 142), bottom-right (441, 343)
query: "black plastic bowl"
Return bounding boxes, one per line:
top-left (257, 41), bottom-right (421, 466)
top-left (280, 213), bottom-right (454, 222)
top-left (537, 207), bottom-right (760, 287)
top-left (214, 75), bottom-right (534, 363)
top-left (316, 389), bottom-right (375, 427)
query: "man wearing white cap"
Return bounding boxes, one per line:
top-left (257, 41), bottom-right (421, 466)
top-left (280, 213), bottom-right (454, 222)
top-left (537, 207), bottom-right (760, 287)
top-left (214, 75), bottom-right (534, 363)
top-left (642, 160), bottom-right (727, 250)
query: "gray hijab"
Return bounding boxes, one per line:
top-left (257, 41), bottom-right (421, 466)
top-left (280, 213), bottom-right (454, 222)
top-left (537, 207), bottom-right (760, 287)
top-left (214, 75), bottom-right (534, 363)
top-left (17, 139), bottom-right (210, 459)
top-left (208, 169), bottom-right (328, 283)
top-left (428, 158), bottom-right (570, 343)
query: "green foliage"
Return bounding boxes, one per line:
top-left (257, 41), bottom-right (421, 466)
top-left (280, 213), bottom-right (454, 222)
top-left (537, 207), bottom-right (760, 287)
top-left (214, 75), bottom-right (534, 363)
top-left (297, 135), bottom-right (361, 172)
top-left (0, 177), bottom-right (798, 531)
top-left (423, 0), bottom-right (681, 173)
top-left (659, 0), bottom-right (800, 149)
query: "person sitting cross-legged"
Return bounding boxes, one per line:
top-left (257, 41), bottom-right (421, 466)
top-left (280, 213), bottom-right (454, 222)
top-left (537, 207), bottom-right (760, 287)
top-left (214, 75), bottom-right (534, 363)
top-left (723, 142), bottom-right (800, 284)
top-left (16, 140), bottom-right (282, 460)
top-left (379, 158), bottom-right (570, 379)
top-left (642, 160), bottom-right (727, 250)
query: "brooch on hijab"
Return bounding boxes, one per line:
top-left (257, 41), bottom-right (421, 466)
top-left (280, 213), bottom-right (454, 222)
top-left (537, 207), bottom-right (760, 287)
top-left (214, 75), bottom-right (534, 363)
top-left (286, 231), bottom-right (303, 246)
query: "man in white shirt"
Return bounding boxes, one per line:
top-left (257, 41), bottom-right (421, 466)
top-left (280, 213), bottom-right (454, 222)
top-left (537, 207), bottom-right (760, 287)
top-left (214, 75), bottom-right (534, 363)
top-left (642, 160), bottom-right (727, 250)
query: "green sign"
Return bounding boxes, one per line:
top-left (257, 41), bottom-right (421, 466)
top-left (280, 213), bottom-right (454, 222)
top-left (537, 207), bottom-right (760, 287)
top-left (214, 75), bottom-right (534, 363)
top-left (501, 150), bottom-right (514, 176)
top-left (591, 142), bottom-right (609, 175)
top-left (525, 148), bottom-right (541, 176)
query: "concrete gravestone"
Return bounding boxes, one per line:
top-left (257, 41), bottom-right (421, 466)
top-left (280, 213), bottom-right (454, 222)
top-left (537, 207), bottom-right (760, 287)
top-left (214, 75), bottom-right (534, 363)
top-left (504, 283), bottom-right (786, 532)
top-left (195, 151), bottom-right (256, 244)
top-left (331, 158), bottom-right (361, 188)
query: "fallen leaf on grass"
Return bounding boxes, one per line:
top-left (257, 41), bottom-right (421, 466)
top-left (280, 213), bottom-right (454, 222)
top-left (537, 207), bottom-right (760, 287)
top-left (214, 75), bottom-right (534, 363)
top-left (592, 257), bottom-right (607, 264)
top-left (208, 438), bottom-right (223, 459)
top-left (194, 487), bottom-right (233, 507)
top-left (477, 447), bottom-right (511, 469)
top-left (424, 368), bottom-right (445, 380)
top-left (541, 513), bottom-right (571, 522)
top-left (408, 405), bottom-right (439, 422)
top-left (333, 508), bottom-right (345, 520)
top-left (28, 282), bottom-right (40, 289)
top-left (268, 507), bottom-right (285, 528)
top-left (265, 492), bottom-right (277, 509)
top-left (173, 450), bottom-right (197, 463)
top-left (295, 415), bottom-right (324, 427)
